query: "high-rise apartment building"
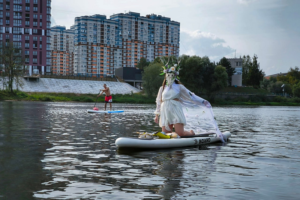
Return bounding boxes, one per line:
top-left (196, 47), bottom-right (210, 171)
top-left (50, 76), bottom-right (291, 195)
top-left (0, 0), bottom-right (51, 75)
top-left (50, 25), bottom-right (75, 75)
top-left (72, 12), bottom-right (180, 77)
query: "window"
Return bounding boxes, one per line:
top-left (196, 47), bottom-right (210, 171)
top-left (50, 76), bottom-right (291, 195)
top-left (40, 36), bottom-right (42, 41)
top-left (13, 35), bottom-right (21, 41)
top-left (33, 7), bottom-right (38, 12)
top-left (25, 35), bottom-right (29, 40)
top-left (25, 50), bottom-right (29, 55)
top-left (33, 36), bottom-right (37, 41)
top-left (13, 27), bottom-right (22, 34)
top-left (6, 20), bottom-right (9, 25)
top-left (47, 15), bottom-right (50, 21)
top-left (25, 20), bottom-right (29, 26)
top-left (33, 29), bottom-right (37, 34)
top-left (47, 7), bottom-right (51, 14)
top-left (40, 22), bottom-right (42, 27)
top-left (25, 43), bottom-right (29, 48)
top-left (33, 58), bottom-right (37, 63)
top-left (39, 44), bottom-right (42, 49)
top-left (33, 21), bottom-right (37, 26)
top-left (33, 14), bottom-right (37, 19)
top-left (33, 0), bottom-right (38, 4)
top-left (6, 12), bottom-right (9, 17)
top-left (25, 28), bottom-right (30, 34)
top-left (13, 19), bottom-right (21, 26)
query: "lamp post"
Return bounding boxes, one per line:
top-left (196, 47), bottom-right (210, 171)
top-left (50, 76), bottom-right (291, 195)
top-left (281, 84), bottom-right (285, 97)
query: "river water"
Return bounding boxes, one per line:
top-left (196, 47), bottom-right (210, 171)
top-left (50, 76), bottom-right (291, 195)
top-left (0, 102), bottom-right (299, 200)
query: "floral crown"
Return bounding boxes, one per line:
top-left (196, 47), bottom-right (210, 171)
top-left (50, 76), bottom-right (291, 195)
top-left (160, 57), bottom-right (181, 77)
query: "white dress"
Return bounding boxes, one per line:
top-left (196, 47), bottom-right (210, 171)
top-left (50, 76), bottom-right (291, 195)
top-left (154, 83), bottom-right (206, 130)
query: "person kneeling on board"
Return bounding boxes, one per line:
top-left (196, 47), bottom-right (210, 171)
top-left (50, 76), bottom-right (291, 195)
top-left (154, 57), bottom-right (225, 142)
top-left (98, 84), bottom-right (112, 111)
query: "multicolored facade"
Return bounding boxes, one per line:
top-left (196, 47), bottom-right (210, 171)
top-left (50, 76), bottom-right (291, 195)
top-left (50, 25), bottom-right (74, 75)
top-left (72, 12), bottom-right (180, 77)
top-left (0, 0), bottom-right (51, 75)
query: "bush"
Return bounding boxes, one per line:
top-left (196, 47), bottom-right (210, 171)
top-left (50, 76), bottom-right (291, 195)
top-left (274, 96), bottom-right (287, 102)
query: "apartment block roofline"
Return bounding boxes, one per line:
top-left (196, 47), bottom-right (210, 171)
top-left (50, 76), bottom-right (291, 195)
top-left (110, 12), bottom-right (180, 25)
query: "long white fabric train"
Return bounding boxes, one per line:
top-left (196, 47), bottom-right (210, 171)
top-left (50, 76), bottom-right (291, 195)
top-left (155, 83), bottom-right (225, 143)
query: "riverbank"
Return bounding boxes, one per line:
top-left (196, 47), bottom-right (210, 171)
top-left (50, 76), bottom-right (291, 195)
top-left (1, 90), bottom-right (300, 106)
top-left (0, 91), bottom-right (155, 104)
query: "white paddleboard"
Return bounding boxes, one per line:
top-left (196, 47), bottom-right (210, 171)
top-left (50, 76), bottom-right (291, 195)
top-left (87, 110), bottom-right (124, 114)
top-left (115, 131), bottom-right (231, 149)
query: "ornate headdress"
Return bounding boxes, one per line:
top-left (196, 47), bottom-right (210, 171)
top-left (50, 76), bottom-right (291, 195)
top-left (160, 57), bottom-right (181, 78)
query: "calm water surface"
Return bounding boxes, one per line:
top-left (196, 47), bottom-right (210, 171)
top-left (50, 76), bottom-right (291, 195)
top-left (0, 102), bottom-right (300, 200)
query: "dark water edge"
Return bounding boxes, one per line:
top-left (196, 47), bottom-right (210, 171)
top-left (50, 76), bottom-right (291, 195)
top-left (0, 102), bottom-right (300, 200)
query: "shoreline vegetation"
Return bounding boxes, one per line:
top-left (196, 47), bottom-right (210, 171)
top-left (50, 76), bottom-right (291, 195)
top-left (1, 90), bottom-right (300, 106)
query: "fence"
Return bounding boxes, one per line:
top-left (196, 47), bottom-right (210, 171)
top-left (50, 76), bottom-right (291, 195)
top-left (39, 75), bottom-right (117, 82)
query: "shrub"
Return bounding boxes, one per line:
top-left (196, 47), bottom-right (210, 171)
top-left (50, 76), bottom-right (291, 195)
top-left (274, 96), bottom-right (287, 102)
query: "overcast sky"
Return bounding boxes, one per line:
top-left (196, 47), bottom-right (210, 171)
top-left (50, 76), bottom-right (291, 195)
top-left (51, 0), bottom-right (300, 75)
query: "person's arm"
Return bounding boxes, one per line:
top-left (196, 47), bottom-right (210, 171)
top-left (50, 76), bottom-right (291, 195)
top-left (97, 89), bottom-right (105, 97)
top-left (154, 87), bottom-right (163, 123)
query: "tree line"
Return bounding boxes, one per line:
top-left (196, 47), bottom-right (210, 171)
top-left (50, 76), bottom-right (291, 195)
top-left (140, 54), bottom-right (264, 101)
top-left (261, 67), bottom-right (300, 97)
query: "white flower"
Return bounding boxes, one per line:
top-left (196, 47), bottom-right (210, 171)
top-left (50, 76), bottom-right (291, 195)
top-left (177, 71), bottom-right (179, 76)
top-left (163, 69), bottom-right (167, 73)
top-left (170, 67), bottom-right (176, 72)
top-left (174, 64), bottom-right (178, 67)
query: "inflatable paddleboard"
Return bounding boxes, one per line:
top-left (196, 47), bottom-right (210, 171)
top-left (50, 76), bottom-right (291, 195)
top-left (115, 131), bottom-right (231, 149)
top-left (87, 110), bottom-right (124, 114)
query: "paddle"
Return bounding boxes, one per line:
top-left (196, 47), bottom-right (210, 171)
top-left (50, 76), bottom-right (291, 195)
top-left (93, 90), bottom-right (102, 111)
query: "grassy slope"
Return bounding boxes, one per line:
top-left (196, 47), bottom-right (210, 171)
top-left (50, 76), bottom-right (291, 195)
top-left (0, 90), bottom-right (156, 104)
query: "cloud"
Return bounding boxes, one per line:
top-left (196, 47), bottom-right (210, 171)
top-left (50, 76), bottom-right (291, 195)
top-left (180, 30), bottom-right (235, 61)
top-left (237, 0), bottom-right (256, 5)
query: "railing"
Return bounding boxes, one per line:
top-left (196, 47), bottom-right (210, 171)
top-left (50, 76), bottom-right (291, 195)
top-left (41, 74), bottom-right (117, 82)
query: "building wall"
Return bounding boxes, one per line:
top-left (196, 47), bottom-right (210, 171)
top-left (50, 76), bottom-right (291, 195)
top-left (72, 12), bottom-right (180, 78)
top-left (50, 25), bottom-right (74, 75)
top-left (227, 58), bottom-right (243, 86)
top-left (0, 0), bottom-right (51, 76)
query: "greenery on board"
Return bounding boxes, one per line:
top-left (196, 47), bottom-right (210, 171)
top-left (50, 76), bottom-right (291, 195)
top-left (261, 67), bottom-right (300, 97)
top-left (0, 42), bottom-right (25, 93)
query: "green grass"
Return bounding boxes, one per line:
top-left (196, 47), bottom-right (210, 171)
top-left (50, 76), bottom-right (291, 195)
top-left (0, 90), bottom-right (156, 104)
top-left (1, 90), bottom-right (300, 106)
top-left (219, 86), bottom-right (271, 95)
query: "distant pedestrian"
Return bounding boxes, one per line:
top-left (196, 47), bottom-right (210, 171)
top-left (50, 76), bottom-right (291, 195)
top-left (98, 84), bottom-right (112, 111)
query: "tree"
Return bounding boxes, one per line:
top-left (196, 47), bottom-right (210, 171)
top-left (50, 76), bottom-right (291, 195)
top-left (277, 67), bottom-right (300, 86)
top-left (136, 57), bottom-right (150, 70)
top-left (293, 82), bottom-right (300, 97)
top-left (218, 57), bottom-right (235, 86)
top-left (0, 42), bottom-right (25, 93)
top-left (206, 65), bottom-right (228, 101)
top-left (242, 55), bottom-right (264, 88)
top-left (142, 62), bottom-right (165, 97)
top-left (180, 55), bottom-right (204, 94)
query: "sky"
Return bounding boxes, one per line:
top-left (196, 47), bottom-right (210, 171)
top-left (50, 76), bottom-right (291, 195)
top-left (51, 0), bottom-right (300, 75)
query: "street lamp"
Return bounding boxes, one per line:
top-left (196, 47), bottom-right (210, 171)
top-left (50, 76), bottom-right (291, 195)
top-left (281, 84), bottom-right (285, 97)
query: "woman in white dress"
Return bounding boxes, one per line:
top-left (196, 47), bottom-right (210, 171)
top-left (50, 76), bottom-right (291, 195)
top-left (154, 59), bottom-right (225, 141)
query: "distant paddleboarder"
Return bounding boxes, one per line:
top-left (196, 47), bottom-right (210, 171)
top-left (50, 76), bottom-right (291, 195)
top-left (98, 84), bottom-right (112, 111)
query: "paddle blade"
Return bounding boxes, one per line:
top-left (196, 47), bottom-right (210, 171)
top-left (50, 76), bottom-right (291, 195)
top-left (93, 107), bottom-right (99, 111)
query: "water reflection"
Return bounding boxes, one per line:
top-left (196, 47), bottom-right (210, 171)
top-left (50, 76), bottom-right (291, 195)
top-left (1, 102), bottom-right (300, 199)
top-left (0, 102), bottom-right (52, 200)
